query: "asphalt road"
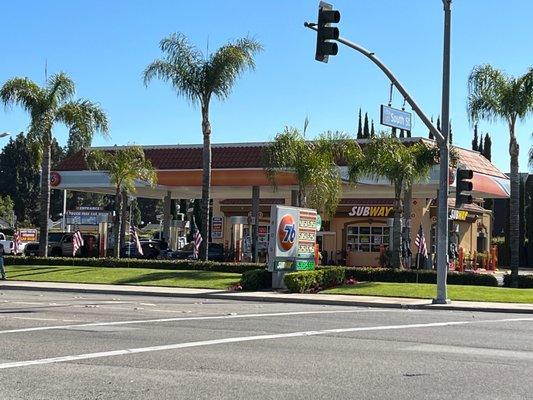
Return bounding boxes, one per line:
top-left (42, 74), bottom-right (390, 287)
top-left (0, 290), bottom-right (532, 400)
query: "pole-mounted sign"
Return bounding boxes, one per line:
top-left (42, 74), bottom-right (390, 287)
top-left (380, 105), bottom-right (412, 131)
top-left (268, 205), bottom-right (317, 272)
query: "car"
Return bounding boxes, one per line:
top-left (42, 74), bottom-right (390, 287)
top-left (120, 240), bottom-right (161, 259)
top-left (171, 242), bottom-right (225, 262)
top-left (0, 232), bottom-right (26, 255)
top-left (25, 232), bottom-right (99, 257)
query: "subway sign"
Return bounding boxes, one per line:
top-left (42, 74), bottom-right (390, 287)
top-left (348, 205), bottom-right (394, 217)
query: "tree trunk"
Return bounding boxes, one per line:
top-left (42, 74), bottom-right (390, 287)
top-left (200, 102), bottom-right (212, 260)
top-left (38, 138), bottom-right (51, 257)
top-left (402, 185), bottom-right (413, 269)
top-left (392, 184), bottom-right (403, 269)
top-left (509, 120), bottom-right (520, 287)
top-left (114, 188), bottom-right (122, 259)
top-left (120, 190), bottom-right (128, 250)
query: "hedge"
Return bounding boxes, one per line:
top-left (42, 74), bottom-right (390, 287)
top-left (284, 267), bottom-right (345, 293)
top-left (240, 269), bottom-right (272, 291)
top-left (503, 274), bottom-right (533, 288)
top-left (341, 267), bottom-right (498, 287)
top-left (4, 256), bottom-right (263, 274)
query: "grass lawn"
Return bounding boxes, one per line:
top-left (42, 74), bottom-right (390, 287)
top-left (322, 282), bottom-right (533, 303)
top-left (4, 265), bottom-right (241, 290)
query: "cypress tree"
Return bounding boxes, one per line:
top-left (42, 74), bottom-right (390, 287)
top-left (472, 124), bottom-right (479, 151)
top-left (406, 130), bottom-right (411, 138)
top-left (436, 116), bottom-right (441, 132)
top-left (357, 108), bottom-right (363, 139)
top-left (483, 133), bottom-right (492, 161)
top-left (449, 121), bottom-right (453, 144)
top-left (391, 127), bottom-right (397, 137)
top-left (428, 117), bottom-right (434, 140)
top-left (478, 133), bottom-right (484, 155)
top-left (363, 113), bottom-right (369, 138)
top-left (370, 120), bottom-right (375, 137)
top-left (399, 129), bottom-right (405, 138)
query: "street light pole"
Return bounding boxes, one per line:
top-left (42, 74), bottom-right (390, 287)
top-left (434, 0), bottom-right (452, 304)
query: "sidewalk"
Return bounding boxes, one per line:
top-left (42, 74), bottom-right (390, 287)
top-left (2, 280), bottom-right (533, 314)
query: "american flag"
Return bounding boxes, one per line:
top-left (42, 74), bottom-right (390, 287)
top-left (192, 217), bottom-right (203, 259)
top-left (130, 225), bottom-right (143, 256)
top-left (13, 231), bottom-right (21, 254)
top-left (414, 224), bottom-right (428, 259)
top-left (73, 230), bottom-right (84, 256)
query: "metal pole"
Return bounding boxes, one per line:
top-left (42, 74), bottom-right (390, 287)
top-left (62, 189), bottom-right (67, 231)
top-left (434, 0), bottom-right (452, 304)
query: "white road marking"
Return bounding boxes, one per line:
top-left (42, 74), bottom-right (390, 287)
top-left (404, 344), bottom-right (533, 360)
top-left (12, 317), bottom-right (59, 322)
top-left (0, 309), bottom-right (386, 335)
top-left (1, 317), bottom-right (531, 370)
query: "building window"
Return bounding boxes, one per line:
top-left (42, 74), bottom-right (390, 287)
top-left (346, 225), bottom-right (389, 253)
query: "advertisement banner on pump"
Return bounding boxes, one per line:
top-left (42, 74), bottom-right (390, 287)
top-left (267, 205), bottom-right (318, 272)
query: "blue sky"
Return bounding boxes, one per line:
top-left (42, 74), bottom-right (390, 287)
top-left (1, 0), bottom-right (532, 172)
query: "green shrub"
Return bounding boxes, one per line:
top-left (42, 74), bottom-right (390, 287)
top-left (4, 256), bottom-right (262, 274)
top-left (284, 267), bottom-right (346, 293)
top-left (503, 274), bottom-right (533, 288)
top-left (340, 267), bottom-right (498, 287)
top-left (240, 269), bottom-right (272, 291)
top-left (284, 270), bottom-right (321, 293)
top-left (320, 267), bottom-right (345, 288)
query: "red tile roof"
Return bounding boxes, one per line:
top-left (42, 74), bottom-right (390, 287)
top-left (56, 139), bottom-right (507, 180)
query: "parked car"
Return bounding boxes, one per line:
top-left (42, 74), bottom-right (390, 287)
top-left (171, 242), bottom-right (225, 261)
top-left (24, 232), bottom-right (99, 257)
top-left (120, 240), bottom-right (161, 259)
top-left (0, 232), bottom-right (26, 255)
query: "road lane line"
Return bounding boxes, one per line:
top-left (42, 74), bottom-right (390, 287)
top-left (12, 317), bottom-right (60, 321)
top-left (1, 317), bottom-right (531, 370)
top-left (0, 309), bottom-right (384, 334)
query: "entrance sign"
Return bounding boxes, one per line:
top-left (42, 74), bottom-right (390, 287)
top-left (65, 210), bottom-right (110, 226)
top-left (380, 105), bottom-right (412, 131)
top-left (211, 216), bottom-right (224, 239)
top-left (268, 205), bottom-right (317, 271)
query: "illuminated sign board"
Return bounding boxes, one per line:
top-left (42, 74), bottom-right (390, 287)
top-left (348, 205), bottom-right (394, 218)
top-left (268, 205), bottom-right (317, 271)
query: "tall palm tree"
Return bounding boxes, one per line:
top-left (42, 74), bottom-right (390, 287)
top-left (87, 146), bottom-right (156, 258)
top-left (143, 33), bottom-right (262, 260)
top-left (352, 135), bottom-right (438, 268)
top-left (1, 73), bottom-right (109, 256)
top-left (467, 65), bottom-right (533, 287)
top-left (263, 127), bottom-right (362, 218)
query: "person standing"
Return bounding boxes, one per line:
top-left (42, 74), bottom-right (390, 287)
top-left (0, 243), bottom-right (6, 280)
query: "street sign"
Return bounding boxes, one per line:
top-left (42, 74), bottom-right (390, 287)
top-left (380, 105), bottom-right (412, 131)
top-left (267, 205), bottom-right (317, 272)
top-left (211, 216), bottom-right (223, 239)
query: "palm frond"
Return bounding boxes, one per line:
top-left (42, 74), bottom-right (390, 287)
top-left (46, 72), bottom-right (75, 105)
top-left (0, 77), bottom-right (43, 112)
top-left (206, 37), bottom-right (263, 101)
top-left (467, 64), bottom-right (509, 124)
top-left (55, 99), bottom-right (109, 142)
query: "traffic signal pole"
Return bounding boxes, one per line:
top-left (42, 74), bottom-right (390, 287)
top-left (305, 0), bottom-right (452, 303)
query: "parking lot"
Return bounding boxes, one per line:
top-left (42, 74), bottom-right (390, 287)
top-left (1, 289), bottom-right (532, 399)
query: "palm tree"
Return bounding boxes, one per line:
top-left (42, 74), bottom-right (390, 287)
top-left (263, 127), bottom-right (362, 218)
top-left (467, 65), bottom-right (533, 287)
top-left (1, 73), bottom-right (109, 256)
top-left (352, 135), bottom-right (438, 268)
top-left (87, 146), bottom-right (156, 258)
top-left (143, 33), bottom-right (262, 260)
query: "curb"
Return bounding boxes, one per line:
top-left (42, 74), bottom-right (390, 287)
top-left (2, 283), bottom-right (532, 315)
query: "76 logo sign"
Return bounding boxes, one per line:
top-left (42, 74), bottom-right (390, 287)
top-left (278, 214), bottom-right (297, 251)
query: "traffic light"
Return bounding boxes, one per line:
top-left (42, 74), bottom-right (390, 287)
top-left (455, 168), bottom-right (473, 206)
top-left (315, 1), bottom-right (341, 63)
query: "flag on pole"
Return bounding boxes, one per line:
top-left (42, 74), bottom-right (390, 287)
top-left (13, 231), bottom-right (21, 254)
top-left (73, 230), bottom-right (84, 256)
top-left (192, 217), bottom-right (203, 259)
top-left (414, 224), bottom-right (428, 259)
top-left (130, 225), bottom-right (143, 256)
